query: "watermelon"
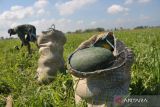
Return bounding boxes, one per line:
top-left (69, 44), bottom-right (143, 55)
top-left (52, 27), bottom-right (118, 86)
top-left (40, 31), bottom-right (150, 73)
top-left (70, 47), bottom-right (115, 72)
top-left (93, 39), bottom-right (108, 47)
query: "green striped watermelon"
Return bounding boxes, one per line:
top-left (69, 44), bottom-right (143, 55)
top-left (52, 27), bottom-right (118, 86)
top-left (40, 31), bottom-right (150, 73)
top-left (70, 47), bottom-right (115, 72)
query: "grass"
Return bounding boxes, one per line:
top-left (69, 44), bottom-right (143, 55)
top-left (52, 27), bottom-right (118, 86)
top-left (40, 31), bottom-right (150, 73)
top-left (0, 28), bottom-right (160, 107)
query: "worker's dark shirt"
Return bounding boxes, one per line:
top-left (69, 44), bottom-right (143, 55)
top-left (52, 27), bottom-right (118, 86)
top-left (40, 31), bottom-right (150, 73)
top-left (13, 24), bottom-right (36, 43)
top-left (14, 24), bottom-right (35, 35)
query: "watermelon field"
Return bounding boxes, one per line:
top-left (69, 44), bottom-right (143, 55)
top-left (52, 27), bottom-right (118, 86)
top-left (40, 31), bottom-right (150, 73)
top-left (0, 28), bottom-right (160, 107)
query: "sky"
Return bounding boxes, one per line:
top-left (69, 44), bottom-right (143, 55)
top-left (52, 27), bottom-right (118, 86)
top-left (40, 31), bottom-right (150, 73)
top-left (0, 0), bottom-right (160, 38)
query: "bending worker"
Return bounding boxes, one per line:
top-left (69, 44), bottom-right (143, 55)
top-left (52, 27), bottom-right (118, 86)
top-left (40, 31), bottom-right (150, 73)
top-left (8, 24), bottom-right (37, 54)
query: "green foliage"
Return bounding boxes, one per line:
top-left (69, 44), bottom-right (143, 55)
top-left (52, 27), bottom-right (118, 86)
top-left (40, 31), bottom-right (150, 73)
top-left (0, 28), bottom-right (160, 106)
top-left (115, 28), bottom-right (160, 95)
top-left (84, 28), bottom-right (105, 33)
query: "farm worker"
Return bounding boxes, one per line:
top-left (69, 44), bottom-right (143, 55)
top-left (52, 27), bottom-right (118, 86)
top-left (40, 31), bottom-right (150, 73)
top-left (36, 25), bottom-right (66, 84)
top-left (67, 32), bottom-right (134, 107)
top-left (8, 24), bottom-right (37, 54)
